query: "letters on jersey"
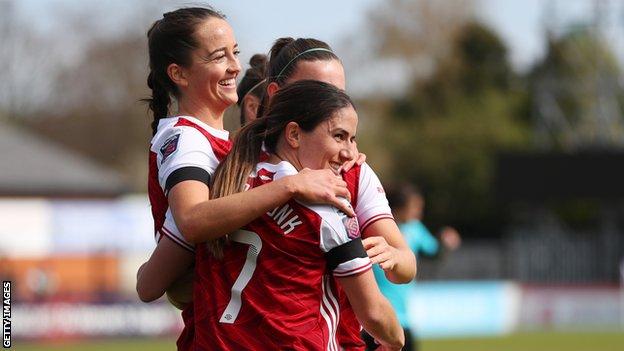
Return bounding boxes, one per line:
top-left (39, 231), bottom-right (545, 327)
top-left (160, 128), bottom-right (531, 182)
top-left (191, 161), bottom-right (372, 351)
top-left (266, 204), bottom-right (303, 235)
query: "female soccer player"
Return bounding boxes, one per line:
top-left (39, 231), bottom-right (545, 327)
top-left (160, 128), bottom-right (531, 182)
top-left (137, 7), bottom-right (354, 348)
top-left (236, 54), bottom-right (268, 125)
top-left (194, 80), bottom-right (404, 351)
top-left (258, 37), bottom-right (417, 350)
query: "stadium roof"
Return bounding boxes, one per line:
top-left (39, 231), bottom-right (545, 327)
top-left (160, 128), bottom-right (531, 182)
top-left (0, 121), bottom-right (128, 197)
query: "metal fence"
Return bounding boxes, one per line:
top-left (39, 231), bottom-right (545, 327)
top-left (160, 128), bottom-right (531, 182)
top-left (418, 207), bottom-right (624, 283)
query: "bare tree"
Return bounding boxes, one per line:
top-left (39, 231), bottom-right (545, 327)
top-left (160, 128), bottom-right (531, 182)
top-left (5, 0), bottom-right (166, 190)
top-left (0, 0), bottom-right (60, 117)
top-left (368, 0), bottom-right (474, 65)
top-left (340, 0), bottom-right (475, 97)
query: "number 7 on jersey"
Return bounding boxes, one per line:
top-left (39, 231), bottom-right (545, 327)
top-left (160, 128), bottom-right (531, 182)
top-left (219, 229), bottom-right (262, 324)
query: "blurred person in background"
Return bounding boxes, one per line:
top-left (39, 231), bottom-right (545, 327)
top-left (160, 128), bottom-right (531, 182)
top-left (194, 80), bottom-right (404, 350)
top-left (387, 184), bottom-right (461, 257)
top-left (362, 182), bottom-right (461, 351)
top-left (135, 6), bottom-right (354, 349)
top-left (26, 265), bottom-right (56, 302)
top-left (255, 36), bottom-right (417, 350)
top-left (236, 54), bottom-right (268, 125)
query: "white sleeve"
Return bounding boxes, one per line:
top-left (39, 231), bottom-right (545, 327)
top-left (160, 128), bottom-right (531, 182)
top-left (313, 199), bottom-right (371, 277)
top-left (161, 210), bottom-right (195, 252)
top-left (355, 163), bottom-right (394, 232)
top-left (154, 126), bottom-right (220, 193)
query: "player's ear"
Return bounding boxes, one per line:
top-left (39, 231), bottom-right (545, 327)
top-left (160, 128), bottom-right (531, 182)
top-left (267, 82), bottom-right (280, 98)
top-left (167, 63), bottom-right (189, 88)
top-left (284, 121), bottom-right (301, 148)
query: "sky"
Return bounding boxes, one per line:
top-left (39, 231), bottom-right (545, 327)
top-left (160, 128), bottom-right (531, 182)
top-left (11, 0), bottom-right (624, 96)
top-left (478, 0), bottom-right (624, 70)
top-left (14, 0), bottom-right (547, 69)
top-left (166, 0), bottom-right (549, 72)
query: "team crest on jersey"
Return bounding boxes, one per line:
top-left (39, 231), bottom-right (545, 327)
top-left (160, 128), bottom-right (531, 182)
top-left (257, 169), bottom-right (276, 182)
top-left (343, 216), bottom-right (360, 239)
top-left (160, 134), bottom-right (180, 162)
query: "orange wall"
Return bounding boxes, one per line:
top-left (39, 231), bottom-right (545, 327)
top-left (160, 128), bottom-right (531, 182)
top-left (0, 255), bottom-right (120, 300)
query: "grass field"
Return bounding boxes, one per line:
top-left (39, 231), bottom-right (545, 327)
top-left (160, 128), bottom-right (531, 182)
top-left (420, 331), bottom-right (623, 351)
top-left (14, 331), bottom-right (624, 351)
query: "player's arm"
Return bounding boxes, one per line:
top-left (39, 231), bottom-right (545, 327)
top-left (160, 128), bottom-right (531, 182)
top-left (136, 235), bottom-right (194, 304)
top-left (327, 235), bottom-right (404, 350)
top-left (170, 168), bottom-right (353, 244)
top-left (355, 163), bottom-right (416, 283)
top-left (362, 218), bottom-right (416, 283)
top-left (320, 201), bottom-right (403, 350)
top-left (337, 270), bottom-right (404, 351)
top-left (158, 127), bottom-right (353, 245)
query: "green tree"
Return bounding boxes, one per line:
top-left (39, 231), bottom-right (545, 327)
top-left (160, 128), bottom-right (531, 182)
top-left (528, 27), bottom-right (624, 150)
top-left (362, 21), bottom-right (531, 233)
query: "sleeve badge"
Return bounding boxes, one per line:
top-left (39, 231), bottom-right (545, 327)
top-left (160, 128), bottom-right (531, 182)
top-left (160, 134), bottom-right (180, 162)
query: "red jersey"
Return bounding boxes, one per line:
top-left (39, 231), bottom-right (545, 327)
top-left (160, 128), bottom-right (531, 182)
top-left (338, 163), bottom-right (394, 350)
top-left (147, 116), bottom-right (231, 351)
top-left (193, 161), bottom-right (372, 351)
top-left (148, 116), bottom-right (231, 252)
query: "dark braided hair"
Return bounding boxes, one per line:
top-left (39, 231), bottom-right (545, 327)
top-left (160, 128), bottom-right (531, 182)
top-left (144, 7), bottom-right (225, 135)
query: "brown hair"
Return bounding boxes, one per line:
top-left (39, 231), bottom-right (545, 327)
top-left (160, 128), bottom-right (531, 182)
top-left (237, 54), bottom-right (268, 124)
top-left (256, 37), bottom-right (340, 116)
top-left (144, 7), bottom-right (225, 135)
top-left (208, 80), bottom-right (355, 257)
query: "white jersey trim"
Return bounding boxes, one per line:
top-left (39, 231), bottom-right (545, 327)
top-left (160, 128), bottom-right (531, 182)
top-left (160, 226), bottom-right (195, 253)
top-left (175, 115), bottom-right (230, 139)
top-left (150, 116), bottom-right (229, 250)
top-left (333, 257), bottom-right (372, 277)
top-left (255, 160), bottom-right (371, 273)
top-left (320, 275), bottom-right (339, 351)
top-left (355, 163), bottom-right (393, 231)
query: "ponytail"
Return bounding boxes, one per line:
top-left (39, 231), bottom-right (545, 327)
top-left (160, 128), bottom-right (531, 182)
top-left (268, 37), bottom-right (295, 75)
top-left (207, 80), bottom-right (354, 258)
top-left (207, 117), bottom-right (269, 257)
top-left (146, 71), bottom-right (172, 135)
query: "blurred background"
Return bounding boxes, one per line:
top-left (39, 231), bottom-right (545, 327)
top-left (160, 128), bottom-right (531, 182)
top-left (1, 0), bottom-right (624, 350)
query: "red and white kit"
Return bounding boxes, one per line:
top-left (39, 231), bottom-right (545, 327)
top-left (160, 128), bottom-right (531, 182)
top-left (148, 116), bottom-right (232, 252)
top-left (343, 163), bottom-right (394, 233)
top-left (147, 115), bottom-right (231, 351)
top-left (339, 163), bottom-right (394, 350)
top-left (193, 161), bottom-right (372, 351)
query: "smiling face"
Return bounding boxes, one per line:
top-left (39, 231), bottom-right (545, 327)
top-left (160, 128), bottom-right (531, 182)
top-left (295, 106), bottom-right (358, 174)
top-left (181, 17), bottom-right (241, 113)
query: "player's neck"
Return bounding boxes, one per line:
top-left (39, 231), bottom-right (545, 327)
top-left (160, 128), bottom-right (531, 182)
top-left (267, 148), bottom-right (301, 170)
top-left (177, 97), bottom-right (225, 130)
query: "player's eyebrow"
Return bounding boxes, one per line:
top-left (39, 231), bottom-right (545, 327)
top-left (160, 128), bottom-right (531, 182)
top-left (331, 127), bottom-right (356, 138)
top-left (207, 43), bottom-right (238, 57)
